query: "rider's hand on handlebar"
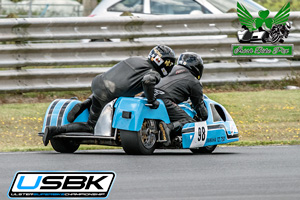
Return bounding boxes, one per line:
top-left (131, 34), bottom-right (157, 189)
top-left (149, 100), bottom-right (160, 109)
top-left (194, 115), bottom-right (202, 121)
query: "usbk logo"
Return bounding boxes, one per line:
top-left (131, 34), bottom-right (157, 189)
top-left (8, 171), bottom-right (115, 199)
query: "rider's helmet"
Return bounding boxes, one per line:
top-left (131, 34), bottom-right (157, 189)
top-left (148, 45), bottom-right (176, 77)
top-left (177, 52), bottom-right (204, 80)
top-left (285, 21), bottom-right (291, 29)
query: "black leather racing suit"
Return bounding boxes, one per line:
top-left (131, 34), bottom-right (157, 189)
top-left (154, 65), bottom-right (208, 132)
top-left (89, 56), bottom-right (160, 125)
top-left (61, 57), bottom-right (161, 133)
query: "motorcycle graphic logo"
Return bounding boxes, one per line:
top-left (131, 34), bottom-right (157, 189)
top-left (237, 2), bottom-right (291, 43)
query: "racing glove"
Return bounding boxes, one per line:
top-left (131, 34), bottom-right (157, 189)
top-left (193, 115), bottom-right (201, 122)
top-left (149, 100), bottom-right (160, 109)
top-left (196, 101), bottom-right (208, 121)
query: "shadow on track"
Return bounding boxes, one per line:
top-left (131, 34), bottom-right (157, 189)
top-left (40, 149), bottom-right (240, 156)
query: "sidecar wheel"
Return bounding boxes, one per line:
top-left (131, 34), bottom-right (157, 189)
top-left (50, 138), bottom-right (80, 153)
top-left (191, 145), bottom-right (217, 154)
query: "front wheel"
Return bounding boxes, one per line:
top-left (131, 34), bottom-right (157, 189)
top-left (50, 138), bottom-right (80, 153)
top-left (190, 145), bottom-right (217, 154)
top-left (120, 120), bottom-right (157, 155)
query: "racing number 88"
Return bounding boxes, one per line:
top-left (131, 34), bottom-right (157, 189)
top-left (198, 127), bottom-right (206, 141)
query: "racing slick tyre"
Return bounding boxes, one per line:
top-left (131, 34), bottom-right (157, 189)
top-left (120, 120), bottom-right (157, 155)
top-left (50, 138), bottom-right (80, 153)
top-left (190, 145), bottom-right (217, 154)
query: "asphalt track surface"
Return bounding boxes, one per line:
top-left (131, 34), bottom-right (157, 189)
top-left (1, 146), bottom-right (300, 200)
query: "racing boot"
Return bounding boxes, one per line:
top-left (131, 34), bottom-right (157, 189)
top-left (86, 95), bottom-right (104, 129)
top-left (43, 122), bottom-right (94, 146)
top-left (158, 121), bottom-right (172, 146)
top-left (159, 121), bottom-right (186, 146)
top-left (87, 108), bottom-right (100, 129)
top-left (43, 126), bottom-right (66, 146)
top-left (67, 96), bottom-right (92, 123)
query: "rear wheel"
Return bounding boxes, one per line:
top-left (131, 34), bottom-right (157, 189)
top-left (120, 120), bottom-right (157, 155)
top-left (190, 145), bottom-right (217, 154)
top-left (50, 138), bottom-right (80, 153)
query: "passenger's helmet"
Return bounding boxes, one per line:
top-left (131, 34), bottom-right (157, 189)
top-left (148, 45), bottom-right (175, 77)
top-left (177, 52), bottom-right (204, 80)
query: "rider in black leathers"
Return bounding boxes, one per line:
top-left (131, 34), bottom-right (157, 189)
top-left (156, 52), bottom-right (208, 146)
top-left (43, 45), bottom-right (176, 146)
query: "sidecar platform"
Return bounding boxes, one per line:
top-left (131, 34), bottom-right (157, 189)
top-left (39, 132), bottom-right (120, 146)
top-left (39, 132), bottom-right (108, 138)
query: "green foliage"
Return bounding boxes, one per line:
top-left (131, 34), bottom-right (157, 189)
top-left (208, 90), bottom-right (300, 144)
top-left (10, 0), bottom-right (23, 3)
top-left (76, 0), bottom-right (101, 3)
top-left (255, 0), bottom-right (300, 11)
top-left (5, 13), bottom-right (19, 18)
top-left (224, 140), bottom-right (300, 146)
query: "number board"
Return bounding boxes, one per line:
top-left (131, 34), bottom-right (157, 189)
top-left (190, 121), bottom-right (208, 148)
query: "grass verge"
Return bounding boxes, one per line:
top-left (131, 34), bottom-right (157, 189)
top-left (0, 90), bottom-right (299, 152)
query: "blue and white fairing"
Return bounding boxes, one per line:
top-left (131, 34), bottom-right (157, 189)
top-left (181, 95), bottom-right (239, 149)
top-left (112, 97), bottom-right (170, 131)
top-left (41, 99), bottom-right (89, 133)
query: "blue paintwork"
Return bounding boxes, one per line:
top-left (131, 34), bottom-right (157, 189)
top-left (204, 129), bottom-right (239, 146)
top-left (41, 99), bottom-right (89, 133)
top-left (178, 102), bottom-right (197, 118)
top-left (182, 123), bottom-right (195, 148)
top-left (181, 95), bottom-right (239, 148)
top-left (112, 97), bottom-right (170, 131)
top-left (41, 95), bottom-right (239, 148)
top-left (181, 122), bottom-right (239, 148)
top-left (49, 100), bottom-right (65, 126)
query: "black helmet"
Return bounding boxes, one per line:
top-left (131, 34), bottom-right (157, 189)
top-left (177, 52), bottom-right (204, 80)
top-left (148, 45), bottom-right (175, 77)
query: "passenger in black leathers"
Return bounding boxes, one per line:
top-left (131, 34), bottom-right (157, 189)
top-left (43, 45), bottom-right (176, 146)
top-left (156, 52), bottom-right (208, 146)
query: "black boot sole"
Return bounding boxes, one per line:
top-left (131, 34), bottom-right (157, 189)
top-left (43, 127), bottom-right (50, 146)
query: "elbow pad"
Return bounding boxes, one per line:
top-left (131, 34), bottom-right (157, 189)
top-left (142, 74), bottom-right (158, 103)
top-left (142, 74), bottom-right (158, 85)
